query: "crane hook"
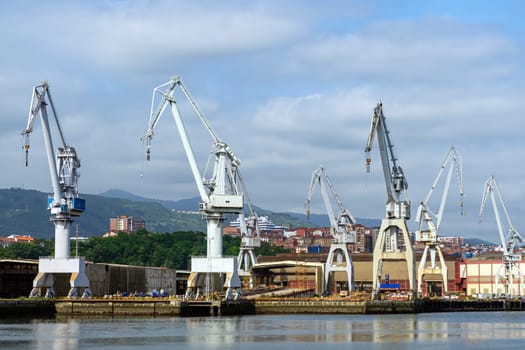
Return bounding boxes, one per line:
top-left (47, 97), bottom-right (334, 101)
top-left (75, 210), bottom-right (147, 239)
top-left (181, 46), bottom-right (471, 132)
top-left (146, 145), bottom-right (151, 161)
top-left (24, 143), bottom-right (30, 167)
top-left (365, 152), bottom-right (371, 173)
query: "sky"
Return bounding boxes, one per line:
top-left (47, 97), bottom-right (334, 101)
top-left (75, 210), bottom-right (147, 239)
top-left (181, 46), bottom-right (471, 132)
top-left (0, 0), bottom-right (524, 242)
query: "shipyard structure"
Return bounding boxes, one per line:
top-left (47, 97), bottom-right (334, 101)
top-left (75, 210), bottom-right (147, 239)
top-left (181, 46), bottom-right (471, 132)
top-left (1, 252), bottom-right (523, 299)
top-left (7, 79), bottom-right (522, 303)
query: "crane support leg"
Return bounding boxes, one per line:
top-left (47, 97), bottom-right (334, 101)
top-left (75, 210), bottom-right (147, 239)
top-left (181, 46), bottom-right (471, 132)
top-left (185, 257), bottom-right (242, 300)
top-left (417, 243), bottom-right (448, 296)
top-left (324, 243), bottom-right (354, 295)
top-left (238, 248), bottom-right (257, 289)
top-left (30, 273), bottom-right (55, 298)
top-left (30, 257), bottom-right (90, 298)
top-left (372, 218), bottom-right (415, 299)
top-left (495, 262), bottom-right (523, 296)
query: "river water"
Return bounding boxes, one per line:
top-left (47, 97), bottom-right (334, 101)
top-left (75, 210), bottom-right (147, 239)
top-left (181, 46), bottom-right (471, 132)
top-left (1, 312), bottom-right (525, 349)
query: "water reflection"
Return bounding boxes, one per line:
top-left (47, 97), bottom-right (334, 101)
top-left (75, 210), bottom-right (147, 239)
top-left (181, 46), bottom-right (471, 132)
top-left (1, 312), bottom-right (525, 349)
top-left (32, 317), bottom-right (80, 350)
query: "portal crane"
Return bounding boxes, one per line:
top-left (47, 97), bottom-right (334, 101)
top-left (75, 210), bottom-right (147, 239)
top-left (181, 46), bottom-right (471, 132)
top-left (479, 176), bottom-right (523, 297)
top-left (236, 169), bottom-right (261, 288)
top-left (305, 165), bottom-right (355, 294)
top-left (142, 76), bottom-right (243, 300)
top-left (415, 146), bottom-right (464, 296)
top-left (22, 81), bottom-right (90, 298)
top-left (364, 102), bottom-right (415, 298)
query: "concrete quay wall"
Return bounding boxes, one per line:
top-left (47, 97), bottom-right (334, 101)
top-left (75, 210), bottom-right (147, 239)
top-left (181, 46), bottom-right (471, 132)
top-left (0, 300), bottom-right (55, 317)
top-left (254, 299), bottom-right (525, 314)
top-left (53, 299), bottom-right (255, 317)
top-left (2, 299), bottom-right (525, 317)
top-left (255, 300), bottom-right (367, 314)
top-left (54, 299), bottom-right (181, 316)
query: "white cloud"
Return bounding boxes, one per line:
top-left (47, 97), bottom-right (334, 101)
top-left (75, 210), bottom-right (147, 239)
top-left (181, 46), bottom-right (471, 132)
top-left (25, 1), bottom-right (304, 72)
top-left (285, 17), bottom-right (519, 81)
top-left (0, 2), bottom-right (523, 242)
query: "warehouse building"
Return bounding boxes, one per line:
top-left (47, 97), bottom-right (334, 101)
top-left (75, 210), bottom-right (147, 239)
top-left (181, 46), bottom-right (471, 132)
top-left (0, 259), bottom-right (188, 298)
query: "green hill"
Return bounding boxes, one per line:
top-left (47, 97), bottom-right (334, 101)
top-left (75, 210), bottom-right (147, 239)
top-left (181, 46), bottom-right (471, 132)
top-left (0, 188), bottom-right (205, 238)
top-left (0, 188), bottom-right (311, 239)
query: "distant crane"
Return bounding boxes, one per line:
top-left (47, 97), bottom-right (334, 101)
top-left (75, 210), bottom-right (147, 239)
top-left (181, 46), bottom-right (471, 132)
top-left (479, 176), bottom-right (523, 297)
top-left (142, 76), bottom-right (243, 300)
top-left (236, 170), bottom-right (261, 289)
top-left (305, 165), bottom-right (355, 295)
top-left (22, 81), bottom-right (90, 298)
top-left (364, 102), bottom-right (414, 298)
top-left (415, 146), bottom-right (464, 296)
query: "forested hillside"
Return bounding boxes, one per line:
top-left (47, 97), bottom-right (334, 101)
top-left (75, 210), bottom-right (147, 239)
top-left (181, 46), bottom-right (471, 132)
top-left (0, 230), bottom-right (289, 270)
top-left (0, 188), bottom-right (206, 238)
top-left (0, 188), bottom-right (311, 239)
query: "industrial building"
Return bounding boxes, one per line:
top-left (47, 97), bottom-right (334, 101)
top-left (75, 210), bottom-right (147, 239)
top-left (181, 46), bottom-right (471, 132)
top-left (1, 253), bottom-right (524, 299)
top-left (0, 259), bottom-right (189, 298)
top-left (459, 256), bottom-right (525, 297)
top-left (251, 252), bottom-right (525, 298)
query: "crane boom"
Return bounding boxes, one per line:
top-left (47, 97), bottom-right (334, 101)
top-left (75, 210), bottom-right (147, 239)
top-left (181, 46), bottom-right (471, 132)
top-left (416, 146), bottom-right (464, 235)
top-left (479, 176), bottom-right (523, 255)
top-left (364, 102), bottom-right (409, 219)
top-left (142, 76), bottom-right (241, 206)
top-left (305, 166), bottom-right (355, 243)
top-left (23, 83), bottom-right (69, 205)
top-left (22, 82), bottom-right (84, 225)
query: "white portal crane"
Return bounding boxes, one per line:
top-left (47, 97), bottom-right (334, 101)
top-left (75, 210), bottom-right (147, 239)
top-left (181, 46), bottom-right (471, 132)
top-left (479, 176), bottom-right (523, 297)
top-left (305, 165), bottom-right (355, 295)
top-left (415, 146), bottom-right (464, 296)
top-left (236, 170), bottom-right (261, 289)
top-left (142, 76), bottom-right (243, 300)
top-left (364, 102), bottom-right (414, 298)
top-left (22, 81), bottom-right (90, 298)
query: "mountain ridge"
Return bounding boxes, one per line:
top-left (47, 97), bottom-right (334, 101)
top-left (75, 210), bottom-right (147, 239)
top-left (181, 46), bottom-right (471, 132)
top-left (0, 188), bottom-right (311, 238)
top-left (100, 189), bottom-right (382, 227)
top-left (1, 188), bottom-right (496, 245)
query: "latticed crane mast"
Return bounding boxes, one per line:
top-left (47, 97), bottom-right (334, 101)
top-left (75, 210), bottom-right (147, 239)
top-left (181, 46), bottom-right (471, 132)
top-left (142, 76), bottom-right (244, 300)
top-left (22, 81), bottom-right (90, 298)
top-left (415, 146), bottom-right (464, 296)
top-left (305, 165), bottom-right (356, 294)
top-left (364, 102), bottom-right (414, 298)
top-left (479, 176), bottom-right (523, 296)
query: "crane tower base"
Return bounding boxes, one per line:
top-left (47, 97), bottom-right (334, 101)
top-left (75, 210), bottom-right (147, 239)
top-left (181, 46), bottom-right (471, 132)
top-left (185, 256), bottom-right (242, 300)
top-left (30, 257), bottom-right (91, 298)
top-left (325, 243), bottom-right (354, 294)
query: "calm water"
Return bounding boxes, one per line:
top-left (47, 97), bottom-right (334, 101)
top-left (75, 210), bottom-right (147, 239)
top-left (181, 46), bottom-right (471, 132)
top-left (1, 312), bottom-right (525, 349)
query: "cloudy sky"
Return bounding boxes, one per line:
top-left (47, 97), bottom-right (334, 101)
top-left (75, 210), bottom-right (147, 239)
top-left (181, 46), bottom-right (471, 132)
top-left (1, 0), bottom-right (523, 242)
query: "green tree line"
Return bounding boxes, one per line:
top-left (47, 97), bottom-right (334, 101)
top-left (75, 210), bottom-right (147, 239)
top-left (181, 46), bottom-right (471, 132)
top-left (0, 230), bottom-right (289, 270)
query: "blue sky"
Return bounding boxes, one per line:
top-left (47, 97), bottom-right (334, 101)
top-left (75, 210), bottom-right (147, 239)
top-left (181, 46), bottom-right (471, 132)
top-left (0, 0), bottom-right (523, 242)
